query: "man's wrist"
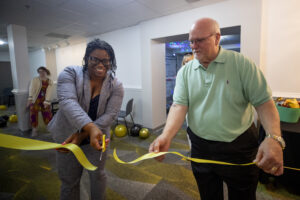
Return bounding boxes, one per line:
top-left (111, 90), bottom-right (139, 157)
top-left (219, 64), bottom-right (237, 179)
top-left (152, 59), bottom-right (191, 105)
top-left (265, 133), bottom-right (286, 150)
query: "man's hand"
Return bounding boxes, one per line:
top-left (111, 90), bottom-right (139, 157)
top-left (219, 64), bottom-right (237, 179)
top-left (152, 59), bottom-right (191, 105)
top-left (253, 137), bottom-right (283, 176)
top-left (149, 134), bottom-right (172, 162)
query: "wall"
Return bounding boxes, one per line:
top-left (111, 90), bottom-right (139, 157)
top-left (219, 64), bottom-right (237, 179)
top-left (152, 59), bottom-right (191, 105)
top-left (28, 49), bottom-right (46, 79)
top-left (260, 0), bottom-right (300, 98)
top-left (45, 49), bottom-right (58, 81)
top-left (55, 42), bottom-right (87, 75)
top-left (90, 25), bottom-right (143, 124)
top-left (91, 25), bottom-right (142, 89)
top-left (0, 51), bottom-right (10, 61)
top-left (0, 62), bottom-right (13, 96)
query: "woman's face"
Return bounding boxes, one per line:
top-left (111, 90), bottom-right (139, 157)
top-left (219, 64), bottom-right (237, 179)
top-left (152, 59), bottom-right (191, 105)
top-left (38, 69), bottom-right (47, 78)
top-left (87, 49), bottom-right (111, 79)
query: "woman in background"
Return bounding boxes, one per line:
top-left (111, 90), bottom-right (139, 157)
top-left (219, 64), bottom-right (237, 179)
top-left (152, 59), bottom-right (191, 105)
top-left (27, 66), bottom-right (53, 137)
top-left (181, 53), bottom-right (194, 151)
top-left (181, 52), bottom-right (194, 66)
top-left (48, 39), bottom-right (124, 200)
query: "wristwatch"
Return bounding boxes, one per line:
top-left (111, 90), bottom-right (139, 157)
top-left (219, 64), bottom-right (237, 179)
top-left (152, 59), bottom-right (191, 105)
top-left (265, 133), bottom-right (286, 150)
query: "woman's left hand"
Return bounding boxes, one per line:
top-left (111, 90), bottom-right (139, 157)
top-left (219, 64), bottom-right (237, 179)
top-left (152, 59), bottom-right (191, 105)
top-left (56, 131), bottom-right (89, 153)
top-left (43, 102), bottom-right (51, 109)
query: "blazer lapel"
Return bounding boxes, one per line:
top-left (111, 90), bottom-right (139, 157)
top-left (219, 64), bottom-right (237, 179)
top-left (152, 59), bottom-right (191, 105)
top-left (82, 70), bottom-right (91, 112)
top-left (97, 74), bottom-right (112, 116)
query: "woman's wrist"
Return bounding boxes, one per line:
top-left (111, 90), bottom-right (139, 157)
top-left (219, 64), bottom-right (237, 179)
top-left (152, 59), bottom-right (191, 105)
top-left (82, 123), bottom-right (98, 136)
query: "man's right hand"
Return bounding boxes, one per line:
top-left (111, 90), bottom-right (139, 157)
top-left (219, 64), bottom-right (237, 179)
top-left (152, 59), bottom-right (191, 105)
top-left (149, 134), bottom-right (172, 162)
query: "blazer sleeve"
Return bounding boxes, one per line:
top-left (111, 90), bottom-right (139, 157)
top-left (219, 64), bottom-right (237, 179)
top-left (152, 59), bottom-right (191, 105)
top-left (28, 78), bottom-right (34, 101)
top-left (94, 80), bottom-right (124, 129)
top-left (44, 79), bottom-right (53, 105)
top-left (57, 67), bottom-right (92, 131)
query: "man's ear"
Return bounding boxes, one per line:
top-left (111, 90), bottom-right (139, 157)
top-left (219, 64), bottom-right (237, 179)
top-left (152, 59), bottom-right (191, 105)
top-left (215, 33), bottom-right (221, 45)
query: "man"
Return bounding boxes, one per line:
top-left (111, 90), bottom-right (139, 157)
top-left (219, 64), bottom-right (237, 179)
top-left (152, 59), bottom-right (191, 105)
top-left (149, 18), bottom-right (284, 200)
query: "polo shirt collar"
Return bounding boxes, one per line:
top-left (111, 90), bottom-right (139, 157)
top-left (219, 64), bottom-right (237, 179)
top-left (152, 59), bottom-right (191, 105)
top-left (192, 46), bottom-right (226, 70)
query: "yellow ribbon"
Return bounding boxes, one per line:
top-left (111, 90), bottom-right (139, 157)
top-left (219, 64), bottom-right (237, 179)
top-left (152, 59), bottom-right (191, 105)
top-left (1, 133), bottom-right (299, 172)
top-left (0, 133), bottom-right (97, 171)
top-left (113, 148), bottom-right (300, 171)
top-left (113, 148), bottom-right (254, 166)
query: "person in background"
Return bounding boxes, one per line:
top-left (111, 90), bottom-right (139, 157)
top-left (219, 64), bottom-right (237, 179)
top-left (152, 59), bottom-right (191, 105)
top-left (27, 66), bottom-right (53, 137)
top-left (181, 52), bottom-right (194, 66)
top-left (149, 18), bottom-right (284, 200)
top-left (48, 39), bottom-right (124, 200)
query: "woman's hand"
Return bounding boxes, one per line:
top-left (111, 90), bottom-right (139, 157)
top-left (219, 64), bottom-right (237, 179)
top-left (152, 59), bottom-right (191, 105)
top-left (83, 123), bottom-right (106, 151)
top-left (56, 131), bottom-right (89, 153)
top-left (27, 100), bottom-right (32, 107)
top-left (43, 102), bottom-right (51, 109)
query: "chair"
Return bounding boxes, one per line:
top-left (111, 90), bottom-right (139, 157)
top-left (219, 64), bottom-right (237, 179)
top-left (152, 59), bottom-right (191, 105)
top-left (117, 98), bottom-right (134, 130)
top-left (2, 88), bottom-right (14, 107)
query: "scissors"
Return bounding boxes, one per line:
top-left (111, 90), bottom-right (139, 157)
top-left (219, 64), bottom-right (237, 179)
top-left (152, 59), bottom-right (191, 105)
top-left (99, 134), bottom-right (106, 161)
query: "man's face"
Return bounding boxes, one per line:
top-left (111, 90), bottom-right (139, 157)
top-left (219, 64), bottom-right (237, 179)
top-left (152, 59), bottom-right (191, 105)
top-left (189, 27), bottom-right (219, 65)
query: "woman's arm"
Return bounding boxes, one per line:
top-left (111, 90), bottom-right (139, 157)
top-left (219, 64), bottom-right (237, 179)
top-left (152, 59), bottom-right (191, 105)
top-left (44, 79), bottom-right (53, 106)
top-left (94, 81), bottom-right (124, 130)
top-left (57, 67), bottom-right (93, 132)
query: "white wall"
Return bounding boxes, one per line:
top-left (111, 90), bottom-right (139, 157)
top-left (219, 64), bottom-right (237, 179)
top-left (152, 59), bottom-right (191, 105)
top-left (45, 49), bottom-right (58, 81)
top-left (91, 26), bottom-right (143, 124)
top-left (0, 51), bottom-right (10, 61)
top-left (28, 49), bottom-right (46, 79)
top-left (55, 42), bottom-right (87, 75)
top-left (261, 0), bottom-right (300, 98)
top-left (91, 25), bottom-right (142, 89)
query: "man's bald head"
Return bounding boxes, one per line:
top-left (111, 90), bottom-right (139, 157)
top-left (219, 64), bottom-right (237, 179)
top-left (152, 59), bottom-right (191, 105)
top-left (189, 18), bottom-right (221, 67)
top-left (190, 18), bottom-right (221, 36)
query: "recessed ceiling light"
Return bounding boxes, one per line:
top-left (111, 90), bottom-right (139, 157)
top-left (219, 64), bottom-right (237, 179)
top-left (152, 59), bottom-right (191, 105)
top-left (0, 40), bottom-right (5, 45)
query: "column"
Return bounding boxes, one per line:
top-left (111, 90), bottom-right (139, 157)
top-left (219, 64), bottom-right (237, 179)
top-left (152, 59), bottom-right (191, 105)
top-left (7, 24), bottom-right (31, 131)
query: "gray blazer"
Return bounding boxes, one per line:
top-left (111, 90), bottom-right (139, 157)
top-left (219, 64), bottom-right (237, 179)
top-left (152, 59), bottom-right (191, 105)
top-left (48, 66), bottom-right (124, 143)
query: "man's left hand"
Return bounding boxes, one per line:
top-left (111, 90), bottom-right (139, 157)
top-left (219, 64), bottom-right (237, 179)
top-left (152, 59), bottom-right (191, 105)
top-left (253, 137), bottom-right (283, 176)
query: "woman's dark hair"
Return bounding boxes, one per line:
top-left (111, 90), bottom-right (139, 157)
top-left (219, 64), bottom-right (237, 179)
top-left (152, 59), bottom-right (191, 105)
top-left (37, 66), bottom-right (50, 76)
top-left (83, 39), bottom-right (117, 76)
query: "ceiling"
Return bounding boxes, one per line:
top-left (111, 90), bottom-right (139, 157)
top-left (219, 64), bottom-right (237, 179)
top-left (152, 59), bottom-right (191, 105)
top-left (0, 0), bottom-right (225, 52)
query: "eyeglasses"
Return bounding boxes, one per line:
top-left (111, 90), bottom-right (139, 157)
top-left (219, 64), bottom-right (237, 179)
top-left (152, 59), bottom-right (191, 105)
top-left (88, 56), bottom-right (111, 67)
top-left (189, 33), bottom-right (215, 46)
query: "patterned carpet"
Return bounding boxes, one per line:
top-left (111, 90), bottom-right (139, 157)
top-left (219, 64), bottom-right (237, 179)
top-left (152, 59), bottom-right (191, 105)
top-left (1, 108), bottom-right (300, 200)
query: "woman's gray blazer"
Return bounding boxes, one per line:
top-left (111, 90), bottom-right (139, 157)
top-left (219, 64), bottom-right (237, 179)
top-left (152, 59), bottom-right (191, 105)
top-left (48, 66), bottom-right (124, 143)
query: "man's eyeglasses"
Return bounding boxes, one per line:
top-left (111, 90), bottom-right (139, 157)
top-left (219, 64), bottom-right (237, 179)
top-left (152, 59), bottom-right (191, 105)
top-left (88, 56), bottom-right (111, 67)
top-left (189, 33), bottom-right (215, 46)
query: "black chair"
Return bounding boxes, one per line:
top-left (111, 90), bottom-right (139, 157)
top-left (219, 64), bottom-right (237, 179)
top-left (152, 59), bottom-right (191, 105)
top-left (2, 88), bottom-right (14, 107)
top-left (117, 98), bottom-right (134, 130)
top-left (51, 100), bottom-right (59, 115)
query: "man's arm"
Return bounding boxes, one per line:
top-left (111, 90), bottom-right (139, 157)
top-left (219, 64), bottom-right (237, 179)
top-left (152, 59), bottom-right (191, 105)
top-left (149, 103), bottom-right (188, 161)
top-left (254, 99), bottom-right (284, 176)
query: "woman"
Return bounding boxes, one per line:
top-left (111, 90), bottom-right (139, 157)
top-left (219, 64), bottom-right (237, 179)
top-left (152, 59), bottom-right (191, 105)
top-left (48, 39), bottom-right (124, 200)
top-left (181, 52), bottom-right (194, 66)
top-left (27, 66), bottom-right (53, 137)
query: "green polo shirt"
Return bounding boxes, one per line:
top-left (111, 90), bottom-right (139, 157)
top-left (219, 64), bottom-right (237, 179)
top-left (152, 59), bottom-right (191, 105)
top-left (173, 47), bottom-right (272, 142)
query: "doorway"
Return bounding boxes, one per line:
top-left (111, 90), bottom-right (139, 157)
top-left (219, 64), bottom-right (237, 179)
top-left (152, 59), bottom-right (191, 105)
top-left (164, 26), bottom-right (241, 114)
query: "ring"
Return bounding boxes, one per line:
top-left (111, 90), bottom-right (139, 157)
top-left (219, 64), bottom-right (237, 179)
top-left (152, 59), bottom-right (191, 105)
top-left (271, 166), bottom-right (278, 172)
